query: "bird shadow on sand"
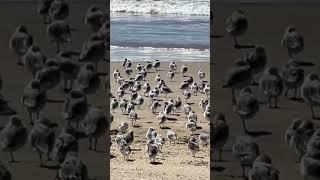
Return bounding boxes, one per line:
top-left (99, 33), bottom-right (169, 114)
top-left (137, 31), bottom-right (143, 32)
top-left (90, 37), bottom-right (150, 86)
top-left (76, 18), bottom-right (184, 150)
top-left (160, 126), bottom-right (171, 129)
top-left (167, 117), bottom-right (178, 121)
top-left (110, 155), bottom-right (116, 159)
top-left (211, 166), bottom-right (226, 172)
top-left (289, 97), bottom-right (304, 102)
top-left (150, 161), bottom-right (163, 165)
top-left (0, 110), bottom-right (16, 116)
top-left (126, 159), bottom-right (135, 162)
top-left (46, 99), bottom-right (65, 103)
top-left (42, 165), bottom-right (60, 170)
top-left (131, 148), bottom-right (142, 151)
top-left (247, 130), bottom-right (272, 137)
top-left (196, 126), bottom-right (203, 130)
top-left (146, 121), bottom-right (154, 124)
top-left (133, 125), bottom-right (142, 128)
top-left (186, 102), bottom-right (195, 105)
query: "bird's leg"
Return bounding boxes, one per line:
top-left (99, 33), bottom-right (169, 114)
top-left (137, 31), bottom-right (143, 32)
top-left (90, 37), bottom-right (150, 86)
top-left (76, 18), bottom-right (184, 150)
top-left (28, 110), bottom-right (33, 125)
top-left (69, 80), bottom-right (74, 91)
top-left (294, 88), bottom-right (298, 99)
top-left (219, 149), bottom-right (222, 162)
top-left (94, 138), bottom-right (98, 151)
top-left (47, 151), bottom-right (51, 162)
top-left (233, 36), bottom-right (239, 46)
top-left (9, 152), bottom-right (15, 163)
top-left (284, 88), bottom-right (289, 97)
top-left (268, 97), bottom-right (272, 108)
top-left (63, 79), bottom-right (68, 91)
top-left (38, 152), bottom-right (44, 167)
top-left (56, 42), bottom-right (60, 53)
top-left (311, 105), bottom-right (316, 119)
top-left (241, 118), bottom-right (249, 134)
top-left (232, 88), bottom-right (236, 104)
top-left (241, 165), bottom-right (246, 178)
top-left (274, 97), bottom-right (279, 108)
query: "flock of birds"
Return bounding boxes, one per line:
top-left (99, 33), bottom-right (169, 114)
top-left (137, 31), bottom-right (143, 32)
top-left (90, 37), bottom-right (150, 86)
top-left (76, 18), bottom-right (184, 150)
top-left (213, 9), bottom-right (320, 180)
top-left (0, 0), bottom-right (110, 179)
top-left (110, 59), bottom-right (211, 164)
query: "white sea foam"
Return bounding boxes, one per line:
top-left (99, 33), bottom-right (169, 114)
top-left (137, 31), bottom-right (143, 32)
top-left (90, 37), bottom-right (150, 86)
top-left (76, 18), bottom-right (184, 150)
top-left (110, 46), bottom-right (210, 62)
top-left (110, 0), bottom-right (209, 16)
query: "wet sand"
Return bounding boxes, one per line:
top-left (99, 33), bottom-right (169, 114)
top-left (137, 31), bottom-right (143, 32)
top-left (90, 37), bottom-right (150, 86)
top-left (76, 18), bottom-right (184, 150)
top-left (110, 62), bottom-right (210, 180)
top-left (213, 4), bottom-right (320, 180)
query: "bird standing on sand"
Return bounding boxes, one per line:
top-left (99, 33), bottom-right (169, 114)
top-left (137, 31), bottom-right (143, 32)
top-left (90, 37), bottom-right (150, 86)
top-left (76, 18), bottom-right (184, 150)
top-left (29, 117), bottom-right (57, 166)
top-left (153, 60), bottom-right (160, 71)
top-left (119, 139), bottom-right (131, 161)
top-left (23, 45), bottom-right (46, 78)
top-left (22, 79), bottom-right (47, 125)
top-left (76, 63), bottom-right (101, 94)
top-left (198, 133), bottom-right (210, 147)
top-left (167, 130), bottom-right (177, 145)
top-left (281, 26), bottom-right (304, 59)
top-left (9, 25), bottom-right (34, 66)
top-left (246, 45), bottom-right (267, 84)
top-left (146, 61), bottom-right (152, 72)
top-left (157, 111), bottom-right (167, 128)
top-left (260, 67), bottom-right (284, 108)
top-left (301, 72), bottom-right (320, 119)
top-left (142, 82), bottom-right (151, 96)
top-left (110, 98), bottom-right (119, 113)
top-left (47, 20), bottom-right (74, 53)
top-left (128, 109), bottom-right (138, 127)
top-left (48, 0), bottom-right (69, 22)
top-left (0, 161), bottom-right (11, 180)
top-left (212, 113), bottom-right (229, 161)
top-left (188, 137), bottom-right (200, 157)
top-left (147, 143), bottom-right (160, 162)
top-left (282, 62), bottom-right (304, 99)
top-left (0, 115), bottom-right (28, 163)
top-left (118, 122), bottom-right (128, 134)
top-left (225, 10), bottom-right (252, 49)
top-left (56, 151), bottom-right (89, 180)
top-left (285, 118), bottom-right (303, 147)
top-left (80, 107), bottom-right (108, 151)
top-left (190, 82), bottom-right (199, 96)
top-left (169, 61), bottom-right (177, 71)
top-left (223, 64), bottom-right (253, 104)
top-left (37, 0), bottom-right (54, 24)
top-left (233, 136), bottom-right (260, 178)
top-left (183, 89), bottom-right (192, 103)
top-left (85, 5), bottom-right (106, 32)
top-left (186, 120), bottom-right (197, 135)
top-left (198, 69), bottom-right (205, 80)
top-left (248, 154), bottom-right (279, 180)
top-left (57, 51), bottom-right (80, 92)
top-left (167, 69), bottom-right (175, 81)
top-left (119, 99), bottom-right (128, 114)
top-left (234, 87), bottom-right (259, 134)
top-left (181, 64), bottom-right (188, 77)
top-left (35, 58), bottom-right (61, 91)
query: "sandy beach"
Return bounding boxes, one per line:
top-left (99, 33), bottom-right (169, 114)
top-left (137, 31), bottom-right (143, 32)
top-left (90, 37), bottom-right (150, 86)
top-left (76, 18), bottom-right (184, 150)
top-left (213, 4), bottom-right (320, 180)
top-left (0, 1), bottom-right (108, 179)
top-left (110, 62), bottom-right (210, 180)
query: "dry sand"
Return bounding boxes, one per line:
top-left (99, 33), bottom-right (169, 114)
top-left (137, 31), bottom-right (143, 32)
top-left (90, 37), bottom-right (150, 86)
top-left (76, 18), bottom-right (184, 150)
top-left (0, 1), bottom-right (108, 179)
top-left (110, 62), bottom-right (210, 180)
top-left (213, 4), bottom-right (320, 180)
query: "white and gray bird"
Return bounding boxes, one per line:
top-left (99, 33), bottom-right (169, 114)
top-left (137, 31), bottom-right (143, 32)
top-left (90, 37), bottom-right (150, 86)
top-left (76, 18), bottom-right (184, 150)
top-left (301, 72), bottom-right (320, 119)
top-left (37, 0), bottom-right (54, 24)
top-left (186, 120), bottom-right (197, 135)
top-left (118, 122), bottom-right (129, 134)
top-left (281, 26), bottom-right (304, 59)
top-left (198, 69), bottom-right (205, 80)
top-left (190, 82), bottom-right (199, 96)
top-left (157, 111), bottom-right (167, 128)
top-left (198, 133), bottom-right (210, 147)
top-left (167, 69), bottom-right (175, 81)
top-left (48, 0), bottom-right (69, 22)
top-left (77, 63), bottom-right (101, 94)
top-left (23, 45), bottom-right (46, 78)
top-left (119, 139), bottom-right (131, 161)
top-left (35, 58), bottom-right (61, 91)
top-left (282, 63), bottom-right (304, 99)
top-left (248, 154), bottom-right (279, 180)
top-left (0, 161), bottom-right (11, 180)
top-left (183, 89), bottom-right (192, 103)
top-left (0, 115), bottom-right (28, 163)
top-left (119, 99), bottom-right (128, 114)
top-left (47, 20), bottom-right (74, 53)
top-left (167, 130), bottom-right (177, 145)
top-left (110, 98), bottom-right (119, 113)
top-left (188, 137), bottom-right (200, 157)
top-left (160, 84), bottom-right (173, 98)
top-left (152, 60), bottom-right (160, 71)
top-left (84, 5), bottom-right (106, 32)
top-left (212, 113), bottom-right (229, 161)
top-left (142, 82), bottom-right (151, 96)
top-left (169, 61), bottom-right (177, 71)
top-left (9, 25), bottom-right (34, 66)
top-left (135, 95), bottom-right (144, 109)
top-left (181, 64), bottom-right (188, 77)
top-left (128, 109), bottom-right (138, 127)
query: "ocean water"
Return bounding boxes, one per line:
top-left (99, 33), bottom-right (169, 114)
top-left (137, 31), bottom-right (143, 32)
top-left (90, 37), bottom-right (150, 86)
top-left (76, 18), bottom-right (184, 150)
top-left (110, 0), bottom-right (210, 62)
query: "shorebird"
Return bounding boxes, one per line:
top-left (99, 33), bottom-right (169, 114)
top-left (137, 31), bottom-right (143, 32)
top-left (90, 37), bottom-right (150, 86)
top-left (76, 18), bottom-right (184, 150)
top-left (110, 98), bottom-right (119, 113)
top-left (223, 64), bottom-right (253, 104)
top-left (76, 63), bottom-right (101, 94)
top-left (119, 99), bottom-right (128, 114)
top-left (181, 64), bottom-right (188, 77)
top-left (281, 26), bottom-right (304, 59)
top-left (186, 120), bottom-right (197, 135)
top-left (29, 117), bottom-right (57, 166)
top-left (183, 89), bottom-right (192, 103)
top-left (198, 69), bottom-right (205, 80)
top-left (136, 63), bottom-right (144, 72)
top-left (9, 25), bottom-right (34, 66)
top-left (22, 79), bottom-right (47, 125)
top-left (203, 108), bottom-right (210, 124)
top-left (245, 45), bottom-right (267, 84)
top-left (167, 69), bottom-right (175, 81)
top-left (300, 129), bottom-right (320, 180)
top-left (57, 51), bottom-right (80, 92)
top-left (260, 67), bottom-right (284, 108)
top-left (37, 0), bottom-right (54, 24)
top-left (113, 69), bottom-right (120, 81)
top-left (233, 136), bottom-right (260, 178)
top-left (301, 72), bottom-right (320, 119)
top-left (248, 154), bottom-right (279, 180)
top-left (124, 59), bottom-right (132, 69)
top-left (119, 139), bottom-right (131, 161)
top-left (135, 95), bottom-right (144, 109)
top-left (84, 5), bottom-right (106, 32)
top-left (282, 62), bottom-right (304, 99)
top-left (52, 126), bottom-right (79, 164)
top-left (0, 161), bottom-right (11, 179)
top-left (118, 122), bottom-right (128, 134)
top-left (128, 109), bottom-right (138, 127)
top-left (23, 45), bottom-right (46, 78)
top-left (116, 86), bottom-right (124, 99)
top-left (169, 62), bottom-right (177, 71)
top-left (47, 20), bottom-right (74, 52)
top-left (155, 74), bottom-right (161, 83)
top-left (124, 130), bottom-right (134, 146)
top-left (198, 133), bottom-right (210, 147)
top-left (150, 99), bottom-right (161, 114)
top-left (174, 97), bottom-right (182, 112)
top-left (133, 81), bottom-right (141, 92)
top-left (80, 107), bottom-right (108, 151)
top-left (160, 84), bottom-right (173, 98)
top-left (157, 111), bottom-right (167, 128)
top-left (225, 10), bottom-right (254, 49)
top-left (146, 61), bottom-right (152, 72)
top-left (198, 81), bottom-right (206, 93)
top-left (35, 58), bottom-right (61, 91)
top-left (167, 130), bottom-right (177, 145)
top-left (285, 118), bottom-right (303, 146)
top-left (190, 82), bottom-right (199, 96)
top-left (135, 73), bottom-right (144, 82)
top-left (79, 34), bottom-right (106, 69)
top-left (212, 113), bottom-right (229, 161)
top-left (187, 111), bottom-right (197, 122)
top-left (142, 82), bottom-right (151, 96)
top-left (56, 152), bottom-right (89, 180)
top-left (63, 89), bottom-right (88, 128)
top-left (48, 0), bottom-right (69, 22)
top-left (199, 99), bottom-right (209, 112)
top-left (288, 119), bottom-right (315, 162)
top-left (234, 87), bottom-right (260, 134)
top-left (124, 67), bottom-right (132, 78)
top-left (147, 143), bottom-right (160, 162)
top-left (188, 137), bottom-right (200, 157)
top-left (152, 60), bottom-right (160, 71)
top-left (183, 103), bottom-right (192, 116)
top-left (0, 115), bottom-right (28, 163)
top-left (146, 127), bottom-right (157, 141)
top-left (0, 95), bottom-right (15, 116)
